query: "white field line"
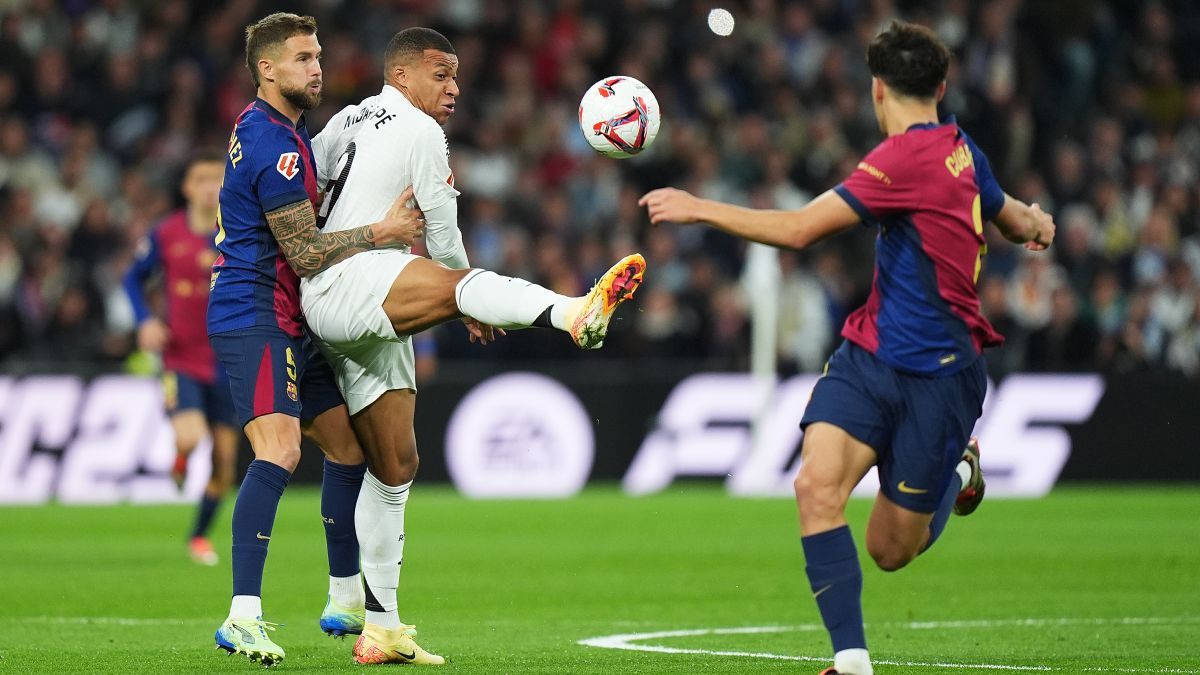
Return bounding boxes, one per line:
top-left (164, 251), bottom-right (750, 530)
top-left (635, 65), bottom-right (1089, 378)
top-left (6, 616), bottom-right (211, 626)
top-left (577, 617), bottom-right (1200, 674)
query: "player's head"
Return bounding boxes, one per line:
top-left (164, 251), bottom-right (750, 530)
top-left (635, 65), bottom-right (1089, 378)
top-left (866, 20), bottom-right (950, 130)
top-left (181, 148), bottom-right (224, 214)
top-left (244, 12), bottom-right (322, 111)
top-left (384, 27), bottom-right (458, 125)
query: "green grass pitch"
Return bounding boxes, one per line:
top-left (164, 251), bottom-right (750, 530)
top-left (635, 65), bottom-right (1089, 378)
top-left (1, 485), bottom-right (1198, 673)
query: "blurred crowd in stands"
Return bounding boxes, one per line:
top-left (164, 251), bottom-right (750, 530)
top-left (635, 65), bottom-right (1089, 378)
top-left (2, 0), bottom-right (1200, 379)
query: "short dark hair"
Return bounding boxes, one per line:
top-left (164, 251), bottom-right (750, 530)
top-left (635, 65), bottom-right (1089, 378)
top-left (384, 27), bottom-right (455, 74)
top-left (244, 12), bottom-right (318, 87)
top-left (866, 20), bottom-right (950, 100)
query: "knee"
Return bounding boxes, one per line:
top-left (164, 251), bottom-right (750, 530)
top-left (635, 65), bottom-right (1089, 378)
top-left (374, 449), bottom-right (419, 486)
top-left (251, 442), bottom-right (300, 473)
top-left (173, 426), bottom-right (203, 454)
top-left (213, 462), bottom-right (235, 492)
top-left (320, 439), bottom-right (365, 466)
top-left (866, 537), bottom-right (917, 572)
top-left (793, 469), bottom-right (842, 524)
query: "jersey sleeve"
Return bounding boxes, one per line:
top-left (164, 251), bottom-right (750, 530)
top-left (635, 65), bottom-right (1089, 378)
top-left (833, 140), bottom-right (920, 223)
top-left (422, 199), bottom-right (470, 269)
top-left (312, 105), bottom-right (355, 191)
top-left (251, 129), bottom-right (312, 213)
top-left (409, 121), bottom-right (461, 213)
top-left (122, 227), bottom-right (161, 324)
top-left (960, 131), bottom-right (1005, 221)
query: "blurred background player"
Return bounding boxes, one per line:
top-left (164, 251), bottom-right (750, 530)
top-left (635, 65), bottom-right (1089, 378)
top-left (206, 12), bottom-right (425, 667)
top-left (303, 26), bottom-right (645, 665)
top-left (640, 20), bottom-right (1055, 675)
top-left (122, 148), bottom-right (237, 567)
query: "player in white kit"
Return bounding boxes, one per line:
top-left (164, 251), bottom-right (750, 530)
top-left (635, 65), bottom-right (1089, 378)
top-left (302, 27), bottom-right (646, 665)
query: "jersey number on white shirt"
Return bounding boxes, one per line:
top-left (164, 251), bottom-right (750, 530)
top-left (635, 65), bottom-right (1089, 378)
top-left (316, 141), bottom-right (357, 230)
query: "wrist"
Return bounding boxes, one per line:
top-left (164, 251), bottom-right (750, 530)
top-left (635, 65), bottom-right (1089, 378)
top-left (691, 197), bottom-right (718, 224)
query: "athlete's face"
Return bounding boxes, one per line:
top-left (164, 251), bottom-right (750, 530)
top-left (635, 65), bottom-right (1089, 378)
top-left (398, 49), bottom-right (459, 125)
top-left (181, 160), bottom-right (223, 216)
top-left (263, 33), bottom-right (323, 111)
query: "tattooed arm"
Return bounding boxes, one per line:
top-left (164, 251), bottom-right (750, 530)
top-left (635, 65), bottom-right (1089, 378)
top-left (265, 187), bottom-right (423, 278)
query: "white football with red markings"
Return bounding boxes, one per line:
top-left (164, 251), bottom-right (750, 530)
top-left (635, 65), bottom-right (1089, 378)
top-left (578, 76), bottom-right (661, 159)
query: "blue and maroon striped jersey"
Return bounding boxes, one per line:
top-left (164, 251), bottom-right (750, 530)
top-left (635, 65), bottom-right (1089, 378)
top-left (207, 98), bottom-right (319, 338)
top-left (123, 210), bottom-right (224, 383)
top-left (832, 117), bottom-right (1005, 375)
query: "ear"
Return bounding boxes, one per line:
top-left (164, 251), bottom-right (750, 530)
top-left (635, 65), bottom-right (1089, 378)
top-left (257, 58), bottom-right (273, 85)
top-left (936, 81), bottom-right (947, 102)
top-left (871, 77), bottom-right (885, 103)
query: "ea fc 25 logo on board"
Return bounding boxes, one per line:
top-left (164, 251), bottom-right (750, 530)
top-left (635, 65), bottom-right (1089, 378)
top-left (276, 152), bottom-right (300, 180)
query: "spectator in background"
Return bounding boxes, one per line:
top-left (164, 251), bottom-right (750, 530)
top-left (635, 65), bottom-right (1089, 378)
top-left (1085, 265), bottom-right (1127, 369)
top-left (0, 0), bottom-right (1199, 380)
top-left (1026, 285), bottom-right (1099, 371)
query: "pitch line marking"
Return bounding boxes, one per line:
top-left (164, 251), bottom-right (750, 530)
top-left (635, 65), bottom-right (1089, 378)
top-left (8, 616), bottom-right (211, 626)
top-left (577, 617), bottom-right (1200, 674)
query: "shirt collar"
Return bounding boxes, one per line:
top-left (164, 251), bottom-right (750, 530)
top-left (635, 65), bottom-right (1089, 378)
top-left (255, 97), bottom-right (306, 130)
top-left (381, 83), bottom-right (413, 109)
top-left (907, 114), bottom-right (956, 132)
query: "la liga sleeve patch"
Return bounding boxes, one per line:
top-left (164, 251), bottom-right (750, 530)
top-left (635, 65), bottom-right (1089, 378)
top-left (276, 152), bottom-right (300, 180)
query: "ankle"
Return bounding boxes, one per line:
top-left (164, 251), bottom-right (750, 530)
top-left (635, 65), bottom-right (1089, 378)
top-left (834, 647), bottom-right (873, 675)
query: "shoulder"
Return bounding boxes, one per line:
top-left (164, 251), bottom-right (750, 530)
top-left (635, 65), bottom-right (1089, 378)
top-left (151, 210), bottom-right (185, 237)
top-left (324, 103), bottom-right (359, 129)
top-left (862, 135), bottom-right (906, 166)
top-left (386, 105), bottom-right (444, 140)
top-left (405, 114), bottom-right (449, 155)
top-left (240, 114), bottom-right (299, 158)
top-left (853, 137), bottom-right (907, 184)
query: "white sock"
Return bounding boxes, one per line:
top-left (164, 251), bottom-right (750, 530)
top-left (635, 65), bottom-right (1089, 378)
top-left (356, 471), bottom-right (410, 630)
top-left (833, 647), bottom-right (873, 675)
top-left (228, 595), bottom-right (262, 620)
top-left (955, 459), bottom-right (973, 488)
top-left (454, 269), bottom-right (574, 330)
top-left (329, 573), bottom-right (364, 608)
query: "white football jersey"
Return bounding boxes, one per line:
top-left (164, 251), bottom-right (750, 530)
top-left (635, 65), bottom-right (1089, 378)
top-left (312, 84), bottom-right (461, 250)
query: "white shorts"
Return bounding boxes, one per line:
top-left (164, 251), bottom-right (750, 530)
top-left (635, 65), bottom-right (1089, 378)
top-left (301, 249), bottom-right (419, 415)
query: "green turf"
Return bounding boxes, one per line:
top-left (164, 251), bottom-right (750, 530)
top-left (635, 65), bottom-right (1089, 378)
top-left (1, 485), bottom-right (1198, 673)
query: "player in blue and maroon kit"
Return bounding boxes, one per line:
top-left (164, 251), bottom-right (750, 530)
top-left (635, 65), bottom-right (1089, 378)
top-left (208, 12), bottom-right (423, 666)
top-left (123, 150), bottom-right (237, 567)
top-left (641, 21), bottom-right (1056, 675)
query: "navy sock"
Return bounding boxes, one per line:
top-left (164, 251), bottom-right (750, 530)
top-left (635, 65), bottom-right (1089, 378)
top-left (801, 525), bottom-right (866, 653)
top-left (231, 459), bottom-right (291, 598)
top-left (321, 459), bottom-right (366, 577)
top-left (923, 471), bottom-right (963, 553)
top-left (190, 493), bottom-right (222, 539)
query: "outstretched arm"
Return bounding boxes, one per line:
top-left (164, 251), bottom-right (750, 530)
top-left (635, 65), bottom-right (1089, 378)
top-left (266, 187), bottom-right (424, 278)
top-left (638, 187), bottom-right (860, 250)
top-left (992, 194), bottom-right (1056, 251)
top-left (122, 229), bottom-right (169, 352)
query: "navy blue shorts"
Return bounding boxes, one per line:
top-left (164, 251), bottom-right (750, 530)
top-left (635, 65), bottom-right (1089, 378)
top-left (210, 327), bottom-right (345, 428)
top-left (163, 370), bottom-right (238, 428)
top-left (800, 340), bottom-right (987, 512)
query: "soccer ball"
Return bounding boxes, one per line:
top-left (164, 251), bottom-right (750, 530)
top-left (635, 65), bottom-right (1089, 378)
top-left (578, 76), bottom-right (660, 159)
